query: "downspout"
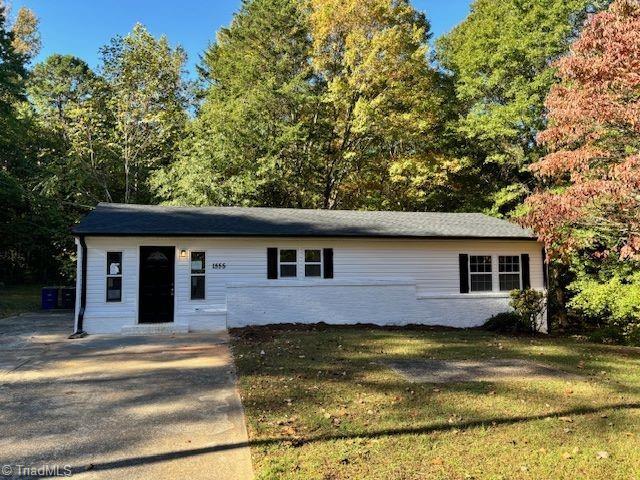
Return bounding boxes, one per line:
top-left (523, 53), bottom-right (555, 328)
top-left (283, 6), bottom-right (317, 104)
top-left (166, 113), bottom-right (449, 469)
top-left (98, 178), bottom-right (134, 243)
top-left (69, 235), bottom-right (88, 338)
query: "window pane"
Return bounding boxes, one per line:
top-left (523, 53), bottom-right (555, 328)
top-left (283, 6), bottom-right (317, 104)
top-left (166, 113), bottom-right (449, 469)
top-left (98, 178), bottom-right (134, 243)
top-left (470, 255), bottom-right (492, 273)
top-left (499, 256), bottom-right (520, 273)
top-left (305, 249), bottom-right (321, 263)
top-left (305, 264), bottom-right (321, 277)
top-left (280, 249), bottom-right (296, 263)
top-left (500, 273), bottom-right (520, 291)
top-left (191, 251), bottom-right (205, 274)
top-left (280, 264), bottom-right (297, 277)
top-left (191, 275), bottom-right (205, 299)
top-left (106, 276), bottom-right (122, 302)
top-left (107, 252), bottom-right (122, 275)
top-left (470, 273), bottom-right (492, 292)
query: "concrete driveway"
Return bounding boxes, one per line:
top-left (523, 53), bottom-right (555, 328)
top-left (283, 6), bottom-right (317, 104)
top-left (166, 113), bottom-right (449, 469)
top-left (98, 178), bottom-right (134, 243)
top-left (0, 312), bottom-right (253, 479)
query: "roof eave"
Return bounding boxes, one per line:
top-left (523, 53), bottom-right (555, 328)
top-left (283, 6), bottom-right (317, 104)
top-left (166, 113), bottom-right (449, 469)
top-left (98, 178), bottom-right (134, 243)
top-left (71, 231), bottom-right (537, 241)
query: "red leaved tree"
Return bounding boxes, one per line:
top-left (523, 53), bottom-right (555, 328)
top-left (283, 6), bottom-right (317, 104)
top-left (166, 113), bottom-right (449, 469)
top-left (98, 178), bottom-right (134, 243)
top-left (522, 0), bottom-right (640, 260)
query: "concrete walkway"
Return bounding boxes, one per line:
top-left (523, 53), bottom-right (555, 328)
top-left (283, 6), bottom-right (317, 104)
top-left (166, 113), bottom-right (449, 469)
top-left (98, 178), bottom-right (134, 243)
top-left (0, 312), bottom-right (253, 479)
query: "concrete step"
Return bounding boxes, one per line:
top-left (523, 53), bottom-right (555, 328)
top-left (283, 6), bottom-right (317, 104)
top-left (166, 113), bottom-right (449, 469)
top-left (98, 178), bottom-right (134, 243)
top-left (121, 323), bottom-right (189, 335)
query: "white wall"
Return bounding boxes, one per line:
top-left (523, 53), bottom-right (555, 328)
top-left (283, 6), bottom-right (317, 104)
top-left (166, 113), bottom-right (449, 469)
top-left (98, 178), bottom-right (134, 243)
top-left (81, 236), bottom-right (545, 333)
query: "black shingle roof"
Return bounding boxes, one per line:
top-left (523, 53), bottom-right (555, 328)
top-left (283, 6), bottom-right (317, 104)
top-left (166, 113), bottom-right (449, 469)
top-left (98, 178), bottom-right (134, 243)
top-left (72, 203), bottom-right (536, 239)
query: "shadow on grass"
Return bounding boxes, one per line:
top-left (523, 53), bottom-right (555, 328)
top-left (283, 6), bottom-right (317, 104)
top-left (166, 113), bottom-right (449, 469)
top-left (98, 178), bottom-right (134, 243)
top-left (67, 401), bottom-right (640, 475)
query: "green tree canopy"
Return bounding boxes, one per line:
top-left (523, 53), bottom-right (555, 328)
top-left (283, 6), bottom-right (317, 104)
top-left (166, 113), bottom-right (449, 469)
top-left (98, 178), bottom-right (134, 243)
top-left (155, 0), bottom-right (453, 210)
top-left (102, 23), bottom-right (190, 204)
top-left (437, 0), bottom-right (610, 215)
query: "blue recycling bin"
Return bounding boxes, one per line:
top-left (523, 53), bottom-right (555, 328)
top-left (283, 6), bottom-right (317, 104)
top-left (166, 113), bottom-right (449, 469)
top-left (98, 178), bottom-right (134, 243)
top-left (41, 287), bottom-right (59, 310)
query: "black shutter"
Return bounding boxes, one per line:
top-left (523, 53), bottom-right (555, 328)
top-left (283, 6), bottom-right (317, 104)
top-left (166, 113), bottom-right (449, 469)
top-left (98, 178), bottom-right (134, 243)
top-left (459, 254), bottom-right (469, 293)
top-left (542, 248), bottom-right (548, 289)
top-left (267, 248), bottom-right (278, 279)
top-left (521, 253), bottom-right (531, 289)
top-left (323, 248), bottom-right (334, 279)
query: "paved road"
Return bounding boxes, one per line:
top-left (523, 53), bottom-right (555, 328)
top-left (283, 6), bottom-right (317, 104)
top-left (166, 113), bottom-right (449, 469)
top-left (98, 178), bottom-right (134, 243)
top-left (0, 312), bottom-right (253, 479)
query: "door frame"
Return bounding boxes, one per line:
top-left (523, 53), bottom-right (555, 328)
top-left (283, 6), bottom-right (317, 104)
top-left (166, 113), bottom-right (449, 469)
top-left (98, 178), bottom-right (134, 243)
top-left (137, 245), bottom-right (176, 324)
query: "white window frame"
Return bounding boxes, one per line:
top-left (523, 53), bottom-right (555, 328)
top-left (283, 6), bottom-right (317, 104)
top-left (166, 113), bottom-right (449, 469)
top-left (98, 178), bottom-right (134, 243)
top-left (278, 248), bottom-right (298, 278)
top-left (498, 255), bottom-right (521, 291)
top-left (190, 251), bottom-right (206, 300)
top-left (303, 248), bottom-right (323, 278)
top-left (106, 251), bottom-right (123, 302)
top-left (468, 255), bottom-right (493, 292)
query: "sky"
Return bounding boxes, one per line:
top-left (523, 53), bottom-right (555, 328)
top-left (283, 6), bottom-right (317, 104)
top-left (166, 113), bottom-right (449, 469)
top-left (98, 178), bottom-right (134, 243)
top-left (8, 0), bottom-right (472, 77)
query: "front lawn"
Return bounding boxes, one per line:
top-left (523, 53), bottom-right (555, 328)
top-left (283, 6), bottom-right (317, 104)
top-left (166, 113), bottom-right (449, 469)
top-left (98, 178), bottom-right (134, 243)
top-left (0, 284), bottom-right (41, 318)
top-left (230, 325), bottom-right (640, 480)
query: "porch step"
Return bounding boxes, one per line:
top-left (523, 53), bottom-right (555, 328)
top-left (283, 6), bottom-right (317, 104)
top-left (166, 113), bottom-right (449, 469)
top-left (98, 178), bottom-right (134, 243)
top-left (121, 323), bottom-right (189, 335)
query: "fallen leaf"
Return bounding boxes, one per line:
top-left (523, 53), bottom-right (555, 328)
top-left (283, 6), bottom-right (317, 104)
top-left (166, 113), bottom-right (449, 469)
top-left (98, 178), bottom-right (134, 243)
top-left (596, 451), bottom-right (610, 460)
top-left (559, 416), bottom-right (573, 423)
top-left (562, 452), bottom-right (572, 460)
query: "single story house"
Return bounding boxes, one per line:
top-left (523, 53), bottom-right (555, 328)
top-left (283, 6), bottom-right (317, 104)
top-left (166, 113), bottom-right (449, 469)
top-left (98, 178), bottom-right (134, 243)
top-left (71, 203), bottom-right (546, 335)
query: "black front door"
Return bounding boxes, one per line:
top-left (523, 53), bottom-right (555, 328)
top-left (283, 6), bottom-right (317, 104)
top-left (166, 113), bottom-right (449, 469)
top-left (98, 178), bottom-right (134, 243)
top-left (139, 246), bottom-right (175, 324)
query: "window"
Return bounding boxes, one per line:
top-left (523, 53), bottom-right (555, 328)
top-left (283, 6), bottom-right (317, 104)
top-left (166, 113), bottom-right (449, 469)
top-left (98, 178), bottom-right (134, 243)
top-left (191, 251), bottom-right (205, 299)
top-left (469, 255), bottom-right (492, 292)
top-left (304, 249), bottom-right (322, 277)
top-left (499, 255), bottom-right (521, 291)
top-left (106, 252), bottom-right (122, 302)
top-left (279, 249), bottom-right (297, 278)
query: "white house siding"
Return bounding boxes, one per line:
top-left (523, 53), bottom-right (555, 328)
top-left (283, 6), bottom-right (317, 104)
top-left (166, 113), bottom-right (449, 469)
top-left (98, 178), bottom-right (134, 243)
top-left (77, 237), bottom-right (545, 334)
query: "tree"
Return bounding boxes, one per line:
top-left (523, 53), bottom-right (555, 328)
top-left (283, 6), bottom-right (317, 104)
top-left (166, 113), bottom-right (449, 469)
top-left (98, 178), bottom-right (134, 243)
top-left (153, 0), bottom-right (322, 207)
top-left (437, 0), bottom-right (610, 216)
top-left (11, 6), bottom-right (40, 59)
top-left (101, 23), bottom-right (189, 204)
top-left (521, 0), bottom-right (640, 342)
top-left (157, 0), bottom-right (452, 210)
top-left (523, 0), bottom-right (640, 258)
top-left (308, 0), bottom-right (450, 209)
top-left (29, 54), bottom-right (117, 204)
top-left (0, 3), bottom-right (67, 284)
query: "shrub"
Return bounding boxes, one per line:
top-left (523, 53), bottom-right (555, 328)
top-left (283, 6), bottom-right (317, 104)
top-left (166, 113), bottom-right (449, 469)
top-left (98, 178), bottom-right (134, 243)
top-left (509, 289), bottom-right (546, 333)
top-left (482, 311), bottom-right (528, 333)
top-left (569, 273), bottom-right (640, 345)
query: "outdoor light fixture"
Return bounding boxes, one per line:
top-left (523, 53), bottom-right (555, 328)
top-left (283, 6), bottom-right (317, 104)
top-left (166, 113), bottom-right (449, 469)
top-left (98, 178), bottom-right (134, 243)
top-left (180, 249), bottom-right (188, 259)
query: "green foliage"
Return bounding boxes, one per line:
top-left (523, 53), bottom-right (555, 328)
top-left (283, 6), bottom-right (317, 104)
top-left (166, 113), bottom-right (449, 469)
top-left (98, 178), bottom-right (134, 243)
top-left (509, 288), bottom-right (546, 332)
top-left (156, 0), bottom-right (455, 210)
top-left (437, 0), bottom-right (610, 216)
top-left (153, 0), bottom-right (320, 207)
top-left (101, 23), bottom-right (190, 204)
top-left (29, 54), bottom-right (118, 204)
top-left (569, 270), bottom-right (640, 345)
top-left (0, 4), bottom-right (66, 283)
top-left (482, 311), bottom-right (528, 333)
top-left (3, 21), bottom-right (191, 284)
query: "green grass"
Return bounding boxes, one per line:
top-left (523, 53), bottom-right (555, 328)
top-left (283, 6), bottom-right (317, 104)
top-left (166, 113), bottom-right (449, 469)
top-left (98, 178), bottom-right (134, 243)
top-left (230, 325), bottom-right (640, 480)
top-left (0, 284), bottom-right (42, 318)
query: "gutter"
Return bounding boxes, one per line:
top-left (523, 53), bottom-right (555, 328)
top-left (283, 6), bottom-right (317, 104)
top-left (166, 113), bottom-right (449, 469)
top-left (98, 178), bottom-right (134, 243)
top-left (69, 235), bottom-right (88, 339)
top-left (70, 231), bottom-right (538, 241)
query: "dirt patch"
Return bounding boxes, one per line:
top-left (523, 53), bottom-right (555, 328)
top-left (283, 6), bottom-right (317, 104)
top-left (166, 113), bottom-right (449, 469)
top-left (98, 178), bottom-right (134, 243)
top-left (386, 358), bottom-right (581, 383)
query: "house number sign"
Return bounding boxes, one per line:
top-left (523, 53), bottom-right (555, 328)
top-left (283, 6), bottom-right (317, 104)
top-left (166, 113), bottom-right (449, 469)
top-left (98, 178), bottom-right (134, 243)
top-left (211, 262), bottom-right (227, 269)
